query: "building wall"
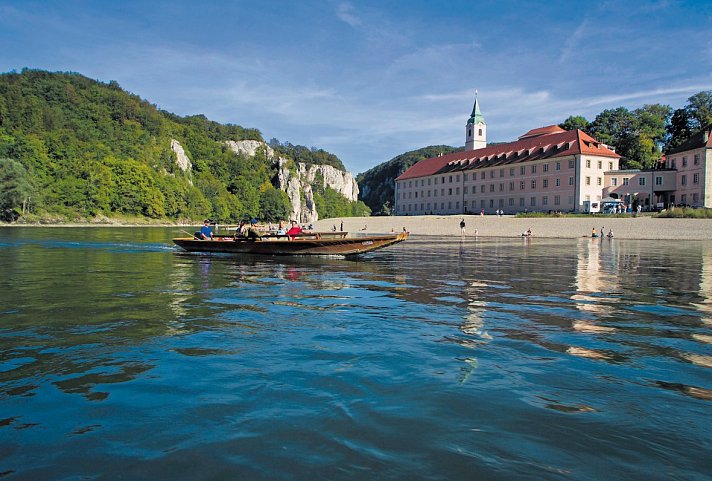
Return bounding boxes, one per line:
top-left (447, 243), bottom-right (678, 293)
top-left (395, 153), bottom-right (619, 215)
top-left (668, 149), bottom-right (707, 207)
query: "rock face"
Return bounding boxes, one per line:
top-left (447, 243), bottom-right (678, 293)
top-left (225, 140), bottom-right (359, 223)
top-left (170, 139), bottom-right (192, 172)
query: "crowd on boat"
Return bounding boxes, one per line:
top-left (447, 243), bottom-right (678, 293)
top-left (195, 219), bottom-right (315, 241)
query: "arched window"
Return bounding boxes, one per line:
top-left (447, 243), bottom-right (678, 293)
top-left (478, 128), bottom-right (482, 136)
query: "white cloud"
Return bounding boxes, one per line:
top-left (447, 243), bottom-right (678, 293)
top-left (335, 2), bottom-right (361, 28)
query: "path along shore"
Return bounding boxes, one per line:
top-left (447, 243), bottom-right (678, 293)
top-left (314, 215), bottom-right (712, 240)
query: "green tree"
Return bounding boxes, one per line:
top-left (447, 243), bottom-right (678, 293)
top-left (686, 90), bottom-right (712, 129)
top-left (665, 108), bottom-right (694, 151)
top-left (259, 186), bottom-right (290, 221)
top-left (559, 115), bottom-right (590, 132)
top-left (0, 158), bottom-right (34, 218)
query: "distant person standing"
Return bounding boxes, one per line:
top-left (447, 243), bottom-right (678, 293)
top-left (340, 220), bottom-right (344, 231)
top-left (460, 218), bottom-right (466, 236)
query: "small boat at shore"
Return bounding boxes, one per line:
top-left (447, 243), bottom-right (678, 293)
top-left (172, 231), bottom-right (409, 256)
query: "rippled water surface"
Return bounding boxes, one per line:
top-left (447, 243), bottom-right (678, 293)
top-left (1, 227), bottom-right (711, 480)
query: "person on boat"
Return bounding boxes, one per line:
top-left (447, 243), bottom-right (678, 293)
top-left (245, 219), bottom-right (262, 240)
top-left (234, 221), bottom-right (246, 239)
top-left (287, 220), bottom-right (303, 240)
top-left (276, 221), bottom-right (286, 236)
top-left (196, 219), bottom-right (213, 240)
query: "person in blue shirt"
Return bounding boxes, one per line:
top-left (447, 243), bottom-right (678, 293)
top-left (197, 219), bottom-right (213, 240)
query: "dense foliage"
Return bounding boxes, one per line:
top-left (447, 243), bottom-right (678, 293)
top-left (356, 145), bottom-right (460, 215)
top-left (559, 91), bottom-right (712, 169)
top-left (269, 139), bottom-right (346, 171)
top-left (0, 69), bottom-right (350, 223)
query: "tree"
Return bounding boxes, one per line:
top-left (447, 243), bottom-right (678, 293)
top-left (686, 91), bottom-right (712, 129)
top-left (0, 158), bottom-right (34, 219)
top-left (258, 186), bottom-right (290, 222)
top-left (559, 115), bottom-right (590, 132)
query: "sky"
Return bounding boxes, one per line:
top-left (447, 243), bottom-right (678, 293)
top-left (1, 0), bottom-right (711, 174)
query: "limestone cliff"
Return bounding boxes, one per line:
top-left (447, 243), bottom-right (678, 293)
top-left (225, 140), bottom-right (359, 223)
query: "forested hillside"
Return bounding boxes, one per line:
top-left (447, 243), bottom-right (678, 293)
top-left (356, 145), bottom-right (461, 215)
top-left (0, 69), bottom-right (364, 222)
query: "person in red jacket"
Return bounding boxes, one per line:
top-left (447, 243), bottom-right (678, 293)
top-left (286, 220), bottom-right (302, 240)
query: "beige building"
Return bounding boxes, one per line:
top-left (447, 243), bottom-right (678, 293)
top-left (395, 97), bottom-right (620, 215)
top-left (665, 125), bottom-right (712, 207)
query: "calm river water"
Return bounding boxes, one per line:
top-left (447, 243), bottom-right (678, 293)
top-left (0, 227), bottom-right (710, 480)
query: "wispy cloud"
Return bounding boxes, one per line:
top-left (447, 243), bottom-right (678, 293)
top-left (335, 2), bottom-right (361, 28)
top-left (559, 18), bottom-right (589, 64)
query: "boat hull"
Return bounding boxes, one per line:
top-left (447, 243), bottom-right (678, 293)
top-left (172, 232), bottom-right (409, 256)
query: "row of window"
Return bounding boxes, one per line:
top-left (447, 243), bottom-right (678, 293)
top-left (669, 154), bottom-right (701, 169)
top-left (398, 177), bottom-right (581, 200)
top-left (400, 159), bottom-right (612, 189)
top-left (399, 195), bottom-right (575, 212)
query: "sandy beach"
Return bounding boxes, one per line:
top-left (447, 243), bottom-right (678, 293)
top-left (314, 215), bottom-right (712, 240)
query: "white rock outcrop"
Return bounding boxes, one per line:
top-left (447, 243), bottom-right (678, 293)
top-left (170, 139), bottom-right (192, 172)
top-left (225, 140), bottom-right (359, 223)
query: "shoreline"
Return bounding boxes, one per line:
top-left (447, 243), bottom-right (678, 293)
top-left (3, 215), bottom-right (712, 240)
top-left (314, 215), bottom-right (712, 240)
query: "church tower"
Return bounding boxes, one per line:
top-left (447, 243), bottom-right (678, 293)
top-left (465, 91), bottom-right (486, 151)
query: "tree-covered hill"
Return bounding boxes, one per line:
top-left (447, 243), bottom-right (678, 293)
top-left (0, 69), bottom-right (361, 222)
top-left (356, 145), bottom-right (461, 215)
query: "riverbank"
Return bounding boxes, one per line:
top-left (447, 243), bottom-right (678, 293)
top-left (314, 215), bottom-right (712, 240)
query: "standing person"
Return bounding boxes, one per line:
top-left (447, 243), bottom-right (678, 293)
top-left (460, 218), bottom-right (466, 236)
top-left (197, 219), bottom-right (213, 240)
top-left (601, 226), bottom-right (605, 238)
top-left (340, 220), bottom-right (343, 231)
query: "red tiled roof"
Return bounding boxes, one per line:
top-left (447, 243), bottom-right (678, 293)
top-left (396, 127), bottom-right (619, 181)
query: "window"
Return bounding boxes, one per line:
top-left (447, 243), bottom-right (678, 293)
top-left (509, 182), bottom-right (515, 191)
top-left (531, 180), bottom-right (537, 189)
top-left (471, 200), bottom-right (476, 209)
top-left (463, 187), bottom-right (467, 194)
top-left (479, 128), bottom-right (482, 135)
top-left (448, 201), bottom-right (452, 209)
top-left (568, 196), bottom-right (574, 204)
top-left (681, 175), bottom-right (687, 186)
top-left (490, 184), bottom-right (495, 192)
top-left (480, 185), bottom-right (485, 193)
top-left (456, 187), bottom-right (460, 195)
top-left (612, 178), bottom-right (618, 186)
top-left (500, 169), bottom-right (505, 177)
top-left (520, 166), bottom-right (526, 175)
top-left (456, 175), bottom-right (460, 182)
top-left (598, 177), bottom-right (602, 186)
top-left (682, 157), bottom-right (687, 167)
top-left (556, 162), bottom-right (561, 171)
top-left (693, 193), bottom-right (699, 203)
top-left (681, 194), bottom-right (687, 203)
top-left (555, 178), bottom-right (561, 187)
top-left (409, 181), bottom-right (412, 188)
top-left (414, 192), bottom-right (418, 198)
top-left (449, 176), bottom-right (453, 183)
top-left (694, 173), bottom-right (700, 184)
top-left (489, 199), bottom-right (494, 208)
top-left (463, 174), bottom-right (467, 181)
top-left (569, 160), bottom-right (575, 168)
top-left (543, 179), bottom-right (549, 188)
top-left (428, 178), bottom-right (432, 185)
top-left (530, 197), bottom-right (536, 206)
top-left (434, 178), bottom-right (438, 185)
top-left (597, 161), bottom-right (602, 169)
top-left (442, 176), bottom-right (446, 183)
top-left (448, 188), bottom-right (452, 195)
top-left (569, 177), bottom-right (574, 185)
top-left (655, 176), bottom-right (662, 185)
top-left (639, 177), bottom-right (645, 186)
top-left (499, 183), bottom-right (504, 192)
top-left (623, 178), bottom-right (629, 185)
top-left (520, 181), bottom-right (525, 190)
top-left (694, 154), bottom-right (700, 165)
top-left (585, 176), bottom-right (591, 185)
top-left (609, 162), bottom-right (613, 170)
top-left (510, 168), bottom-right (515, 176)
top-left (481, 172), bottom-right (486, 180)
top-left (441, 189), bottom-right (445, 196)
top-left (543, 163), bottom-right (549, 172)
top-left (509, 198), bottom-right (514, 206)
top-left (586, 159), bottom-right (591, 168)
top-left (519, 198), bottom-right (525, 206)
top-left (531, 165), bottom-right (537, 174)
top-left (543, 196), bottom-right (548, 205)
top-left (554, 195), bottom-right (561, 205)
top-left (490, 171), bottom-right (495, 179)
top-left (498, 199), bottom-right (504, 208)
top-left (456, 201), bottom-right (460, 209)
top-left (671, 159), bottom-right (676, 168)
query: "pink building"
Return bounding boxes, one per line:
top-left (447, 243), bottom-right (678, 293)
top-left (664, 125), bottom-right (712, 207)
top-left (395, 115), bottom-right (620, 215)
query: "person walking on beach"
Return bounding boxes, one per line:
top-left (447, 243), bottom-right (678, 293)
top-left (460, 218), bottom-right (466, 236)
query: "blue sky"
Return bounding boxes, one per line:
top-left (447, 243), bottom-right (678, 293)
top-left (1, 0), bottom-right (711, 174)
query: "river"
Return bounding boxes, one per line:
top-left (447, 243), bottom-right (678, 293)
top-left (0, 227), bottom-right (710, 480)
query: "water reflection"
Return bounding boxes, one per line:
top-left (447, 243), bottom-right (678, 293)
top-left (1, 229), bottom-right (711, 480)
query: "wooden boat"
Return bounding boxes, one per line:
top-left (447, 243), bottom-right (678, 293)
top-left (172, 231), bottom-right (409, 256)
